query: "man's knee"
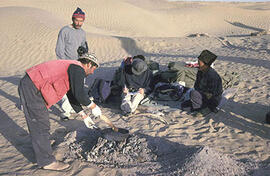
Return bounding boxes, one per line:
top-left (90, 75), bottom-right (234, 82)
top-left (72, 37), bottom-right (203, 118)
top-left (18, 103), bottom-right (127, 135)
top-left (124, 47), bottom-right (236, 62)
top-left (190, 90), bottom-right (203, 109)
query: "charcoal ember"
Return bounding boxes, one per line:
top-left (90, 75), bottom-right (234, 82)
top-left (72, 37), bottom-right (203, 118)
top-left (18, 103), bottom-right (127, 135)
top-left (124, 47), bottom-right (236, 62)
top-left (61, 129), bottom-right (157, 168)
top-left (58, 128), bottom-right (256, 175)
top-left (82, 134), bottom-right (157, 167)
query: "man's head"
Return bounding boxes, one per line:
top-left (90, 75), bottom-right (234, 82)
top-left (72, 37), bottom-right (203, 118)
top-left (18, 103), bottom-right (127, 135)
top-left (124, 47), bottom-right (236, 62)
top-left (78, 53), bottom-right (99, 75)
top-left (72, 7), bottom-right (85, 29)
top-left (131, 59), bottom-right (147, 75)
top-left (198, 50), bottom-right (217, 71)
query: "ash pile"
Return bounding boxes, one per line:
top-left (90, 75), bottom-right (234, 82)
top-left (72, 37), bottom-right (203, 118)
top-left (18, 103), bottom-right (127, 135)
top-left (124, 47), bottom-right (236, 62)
top-left (57, 128), bottom-right (256, 175)
top-left (59, 128), bottom-right (158, 168)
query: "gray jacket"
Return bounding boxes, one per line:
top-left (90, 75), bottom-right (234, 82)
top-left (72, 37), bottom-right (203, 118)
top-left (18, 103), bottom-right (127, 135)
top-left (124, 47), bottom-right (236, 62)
top-left (55, 25), bottom-right (87, 60)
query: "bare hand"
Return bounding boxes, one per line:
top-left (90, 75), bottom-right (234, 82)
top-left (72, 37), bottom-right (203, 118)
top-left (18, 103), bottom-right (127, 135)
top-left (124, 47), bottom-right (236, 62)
top-left (205, 92), bottom-right (212, 99)
top-left (112, 126), bottom-right (118, 132)
top-left (139, 88), bottom-right (145, 95)
top-left (123, 87), bottom-right (129, 94)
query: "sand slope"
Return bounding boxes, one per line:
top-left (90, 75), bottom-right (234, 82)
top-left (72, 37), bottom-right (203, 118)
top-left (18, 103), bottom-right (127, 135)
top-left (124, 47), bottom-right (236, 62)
top-left (0, 0), bottom-right (269, 175)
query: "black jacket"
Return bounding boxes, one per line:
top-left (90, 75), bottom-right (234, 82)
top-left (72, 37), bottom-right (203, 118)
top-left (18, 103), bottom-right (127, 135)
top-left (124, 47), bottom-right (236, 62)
top-left (118, 65), bottom-right (154, 94)
top-left (66, 64), bottom-right (92, 113)
top-left (194, 67), bottom-right (223, 108)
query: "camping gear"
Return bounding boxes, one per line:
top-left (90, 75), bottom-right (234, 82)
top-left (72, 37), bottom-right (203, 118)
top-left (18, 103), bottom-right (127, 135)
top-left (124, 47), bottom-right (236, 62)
top-left (89, 79), bottom-right (112, 103)
top-left (153, 82), bottom-right (184, 101)
top-left (77, 42), bottom-right (88, 57)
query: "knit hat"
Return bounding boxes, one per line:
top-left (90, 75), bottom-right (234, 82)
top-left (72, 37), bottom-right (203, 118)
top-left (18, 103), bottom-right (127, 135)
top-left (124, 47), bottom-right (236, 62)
top-left (198, 50), bottom-right (217, 66)
top-left (131, 59), bottom-right (147, 75)
top-left (72, 7), bottom-right (85, 19)
top-left (79, 53), bottom-right (99, 67)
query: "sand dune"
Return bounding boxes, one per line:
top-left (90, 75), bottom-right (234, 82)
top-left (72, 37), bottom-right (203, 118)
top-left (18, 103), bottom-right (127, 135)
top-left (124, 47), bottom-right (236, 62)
top-left (0, 0), bottom-right (269, 175)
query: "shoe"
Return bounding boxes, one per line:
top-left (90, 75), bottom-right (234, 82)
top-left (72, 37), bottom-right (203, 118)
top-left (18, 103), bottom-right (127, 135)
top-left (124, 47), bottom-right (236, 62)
top-left (181, 106), bottom-right (192, 112)
top-left (120, 102), bottom-right (132, 114)
top-left (50, 139), bottom-right (56, 146)
top-left (210, 107), bottom-right (219, 113)
top-left (181, 100), bottom-right (192, 112)
top-left (43, 161), bottom-right (70, 171)
top-left (60, 112), bottom-right (71, 121)
top-left (181, 100), bottom-right (192, 108)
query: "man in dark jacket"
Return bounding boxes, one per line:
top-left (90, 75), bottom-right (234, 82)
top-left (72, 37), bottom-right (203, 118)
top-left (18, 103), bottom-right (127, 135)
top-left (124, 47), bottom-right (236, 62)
top-left (119, 57), bottom-right (153, 114)
top-left (18, 53), bottom-right (116, 171)
top-left (182, 50), bottom-right (223, 113)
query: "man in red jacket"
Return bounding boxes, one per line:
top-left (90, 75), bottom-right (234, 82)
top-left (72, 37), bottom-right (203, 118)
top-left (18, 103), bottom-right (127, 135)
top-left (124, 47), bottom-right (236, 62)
top-left (18, 53), bottom-right (114, 171)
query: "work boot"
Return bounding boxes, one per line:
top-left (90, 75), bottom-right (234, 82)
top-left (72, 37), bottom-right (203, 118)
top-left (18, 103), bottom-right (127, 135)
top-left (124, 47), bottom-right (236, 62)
top-left (120, 102), bottom-right (132, 114)
top-left (210, 107), bottom-right (219, 113)
top-left (120, 93), bottom-right (132, 114)
top-left (181, 100), bottom-right (192, 112)
top-left (60, 112), bottom-right (71, 120)
top-left (43, 161), bottom-right (70, 171)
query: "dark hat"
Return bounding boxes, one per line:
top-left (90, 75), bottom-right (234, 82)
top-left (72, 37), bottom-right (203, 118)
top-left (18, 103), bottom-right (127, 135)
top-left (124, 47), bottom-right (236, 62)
top-left (198, 50), bottom-right (217, 66)
top-left (131, 59), bottom-right (147, 75)
top-left (72, 7), bottom-right (85, 19)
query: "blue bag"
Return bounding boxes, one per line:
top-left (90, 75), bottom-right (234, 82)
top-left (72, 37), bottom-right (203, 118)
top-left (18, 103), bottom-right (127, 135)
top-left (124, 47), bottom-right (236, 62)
top-left (153, 82), bottom-right (184, 101)
top-left (89, 79), bottom-right (112, 103)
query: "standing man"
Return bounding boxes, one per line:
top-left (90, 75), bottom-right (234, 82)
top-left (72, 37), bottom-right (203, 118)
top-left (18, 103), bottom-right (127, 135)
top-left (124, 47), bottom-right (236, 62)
top-left (18, 53), bottom-right (115, 171)
top-left (56, 7), bottom-right (88, 60)
top-left (181, 50), bottom-right (223, 113)
top-left (55, 7), bottom-right (89, 118)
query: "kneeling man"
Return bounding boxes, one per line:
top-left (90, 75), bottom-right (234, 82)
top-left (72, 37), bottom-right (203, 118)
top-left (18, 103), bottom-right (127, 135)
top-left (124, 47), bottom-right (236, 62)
top-left (182, 50), bottom-right (223, 113)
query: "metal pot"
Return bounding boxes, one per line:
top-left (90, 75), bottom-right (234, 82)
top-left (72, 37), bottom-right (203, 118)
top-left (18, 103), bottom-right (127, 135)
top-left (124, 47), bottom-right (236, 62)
top-left (101, 128), bottom-right (130, 141)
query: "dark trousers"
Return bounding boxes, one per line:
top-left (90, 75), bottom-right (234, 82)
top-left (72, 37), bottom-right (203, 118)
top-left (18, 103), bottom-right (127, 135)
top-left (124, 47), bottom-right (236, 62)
top-left (18, 74), bottom-right (55, 167)
top-left (190, 90), bottom-right (221, 111)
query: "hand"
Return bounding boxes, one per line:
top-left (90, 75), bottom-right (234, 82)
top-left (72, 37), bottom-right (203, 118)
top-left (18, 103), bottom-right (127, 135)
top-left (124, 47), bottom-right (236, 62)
top-left (92, 105), bottom-right (102, 117)
top-left (112, 125), bottom-right (118, 132)
top-left (123, 86), bottom-right (129, 94)
top-left (205, 92), bottom-right (213, 99)
top-left (139, 88), bottom-right (145, 95)
top-left (83, 116), bottom-right (96, 128)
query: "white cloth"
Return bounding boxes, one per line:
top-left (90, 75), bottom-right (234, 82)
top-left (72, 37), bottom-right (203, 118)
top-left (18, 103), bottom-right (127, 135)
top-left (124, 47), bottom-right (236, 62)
top-left (60, 94), bottom-right (74, 118)
top-left (92, 105), bottom-right (102, 117)
top-left (83, 116), bottom-right (96, 128)
top-left (120, 92), bottom-right (144, 113)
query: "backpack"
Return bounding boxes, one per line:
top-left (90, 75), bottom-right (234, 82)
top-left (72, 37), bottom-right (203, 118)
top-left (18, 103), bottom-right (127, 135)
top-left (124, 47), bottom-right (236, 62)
top-left (88, 79), bottom-right (112, 103)
top-left (153, 82), bottom-right (184, 101)
top-left (156, 62), bottom-right (197, 88)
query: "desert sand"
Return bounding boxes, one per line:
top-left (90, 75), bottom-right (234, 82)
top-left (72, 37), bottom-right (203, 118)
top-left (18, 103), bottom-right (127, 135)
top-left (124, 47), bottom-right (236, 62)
top-left (0, 0), bottom-right (270, 175)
